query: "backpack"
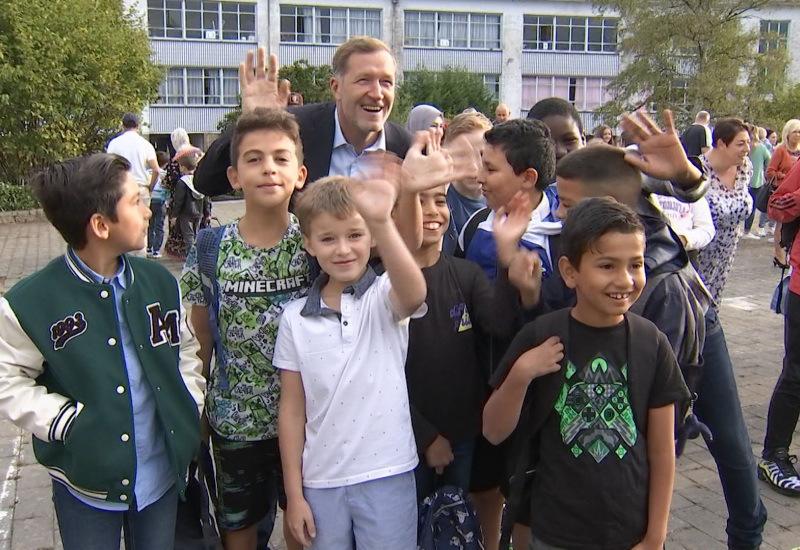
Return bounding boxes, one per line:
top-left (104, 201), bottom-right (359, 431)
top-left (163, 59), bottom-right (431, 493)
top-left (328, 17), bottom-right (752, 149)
top-left (174, 443), bottom-right (223, 550)
top-left (195, 225), bottom-right (233, 391)
top-left (418, 486), bottom-right (485, 550)
top-left (771, 218), bottom-right (799, 315)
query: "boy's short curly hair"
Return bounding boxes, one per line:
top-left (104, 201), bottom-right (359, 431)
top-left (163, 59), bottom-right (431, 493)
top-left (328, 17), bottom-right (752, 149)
top-left (294, 175), bottom-right (358, 235)
top-left (484, 119), bottom-right (555, 190)
top-left (29, 153), bottom-right (131, 249)
top-left (230, 108), bottom-right (304, 167)
top-left (560, 197), bottom-right (644, 269)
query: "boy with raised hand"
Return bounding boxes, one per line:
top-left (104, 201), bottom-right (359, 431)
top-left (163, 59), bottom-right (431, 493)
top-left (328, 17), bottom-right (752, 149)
top-left (180, 108), bottom-right (310, 550)
top-left (484, 198), bottom-right (689, 550)
top-left (0, 153), bottom-right (205, 550)
top-left (275, 163), bottom-right (427, 549)
top-left (551, 110), bottom-right (767, 550)
top-left (407, 179), bottom-right (522, 502)
top-left (458, 119), bottom-right (560, 284)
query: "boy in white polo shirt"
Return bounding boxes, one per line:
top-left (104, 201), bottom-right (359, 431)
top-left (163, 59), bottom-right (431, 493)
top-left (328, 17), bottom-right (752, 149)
top-left (274, 169), bottom-right (427, 549)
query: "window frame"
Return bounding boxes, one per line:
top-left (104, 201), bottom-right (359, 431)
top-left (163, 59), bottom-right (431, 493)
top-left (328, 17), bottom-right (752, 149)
top-left (403, 10), bottom-right (502, 50)
top-left (523, 14), bottom-right (617, 53)
top-left (147, 0), bottom-right (257, 42)
top-left (759, 20), bottom-right (790, 53)
top-left (279, 4), bottom-right (383, 45)
top-left (155, 67), bottom-right (240, 106)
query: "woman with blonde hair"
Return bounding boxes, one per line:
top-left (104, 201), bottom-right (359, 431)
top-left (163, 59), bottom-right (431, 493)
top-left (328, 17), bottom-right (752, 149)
top-left (766, 119), bottom-right (800, 267)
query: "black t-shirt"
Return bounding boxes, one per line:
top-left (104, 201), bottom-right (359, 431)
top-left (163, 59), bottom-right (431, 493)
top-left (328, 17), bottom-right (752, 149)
top-left (491, 313), bottom-right (688, 550)
top-left (680, 124), bottom-right (709, 157)
top-left (406, 255), bottom-right (518, 450)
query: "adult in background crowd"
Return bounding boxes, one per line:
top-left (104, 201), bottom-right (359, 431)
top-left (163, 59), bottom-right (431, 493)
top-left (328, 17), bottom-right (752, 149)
top-left (766, 119), bottom-right (800, 268)
top-left (765, 128), bottom-right (778, 153)
top-left (106, 113), bottom-right (159, 205)
top-left (759, 159), bottom-right (800, 497)
top-left (406, 104), bottom-right (445, 147)
top-left (494, 103), bottom-right (510, 124)
top-left (696, 118), bottom-right (753, 305)
top-left (163, 128), bottom-right (202, 260)
top-left (194, 37), bottom-right (412, 195)
top-left (681, 110), bottom-right (713, 157)
top-left (592, 124), bottom-right (613, 144)
top-left (743, 126), bottom-right (773, 239)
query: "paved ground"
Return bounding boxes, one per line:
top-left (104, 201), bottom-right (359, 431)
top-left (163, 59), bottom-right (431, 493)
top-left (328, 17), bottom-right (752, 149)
top-left (1, 199), bottom-right (799, 549)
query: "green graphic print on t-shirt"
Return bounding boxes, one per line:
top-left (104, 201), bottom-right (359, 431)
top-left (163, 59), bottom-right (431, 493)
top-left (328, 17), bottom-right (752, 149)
top-left (554, 355), bottom-right (637, 463)
top-left (180, 218), bottom-right (310, 441)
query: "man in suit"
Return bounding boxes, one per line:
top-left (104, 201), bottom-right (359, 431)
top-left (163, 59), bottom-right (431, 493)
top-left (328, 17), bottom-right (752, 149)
top-left (195, 37), bottom-right (412, 196)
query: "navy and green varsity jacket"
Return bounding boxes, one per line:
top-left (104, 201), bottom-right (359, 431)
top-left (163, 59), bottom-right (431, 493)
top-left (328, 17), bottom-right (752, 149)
top-left (0, 252), bottom-right (205, 505)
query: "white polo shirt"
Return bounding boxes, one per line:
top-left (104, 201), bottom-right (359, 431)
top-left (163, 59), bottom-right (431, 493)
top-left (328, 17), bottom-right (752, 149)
top-left (273, 268), bottom-right (422, 489)
top-left (107, 130), bottom-right (156, 187)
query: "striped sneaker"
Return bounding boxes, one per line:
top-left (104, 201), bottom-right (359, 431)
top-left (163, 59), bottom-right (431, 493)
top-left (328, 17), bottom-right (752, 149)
top-left (758, 449), bottom-right (800, 496)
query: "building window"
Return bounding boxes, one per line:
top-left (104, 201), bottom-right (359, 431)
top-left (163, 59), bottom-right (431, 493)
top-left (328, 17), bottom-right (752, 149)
top-left (147, 0), bottom-right (255, 41)
top-left (404, 11), bottom-right (501, 50)
top-left (148, 0), bottom-right (183, 38)
top-left (483, 74), bottom-right (500, 99)
top-left (280, 5), bottom-right (382, 44)
top-left (759, 20), bottom-right (789, 53)
top-left (522, 76), bottom-right (613, 112)
top-left (156, 68), bottom-right (185, 104)
top-left (523, 15), bottom-right (617, 53)
top-left (155, 68), bottom-right (240, 105)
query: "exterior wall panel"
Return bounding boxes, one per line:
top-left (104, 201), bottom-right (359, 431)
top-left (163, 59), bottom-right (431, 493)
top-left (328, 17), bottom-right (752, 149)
top-left (151, 40), bottom-right (255, 68)
top-left (403, 48), bottom-right (502, 73)
top-left (148, 106), bottom-right (234, 134)
top-left (521, 52), bottom-right (619, 77)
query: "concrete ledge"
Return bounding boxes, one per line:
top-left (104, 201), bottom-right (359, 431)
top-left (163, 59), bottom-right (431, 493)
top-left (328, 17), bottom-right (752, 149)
top-left (0, 210), bottom-right (46, 224)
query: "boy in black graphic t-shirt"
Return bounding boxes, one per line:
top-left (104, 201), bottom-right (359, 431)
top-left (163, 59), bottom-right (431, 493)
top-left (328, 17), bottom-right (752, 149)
top-left (483, 198), bottom-right (689, 550)
top-left (406, 183), bottom-right (523, 502)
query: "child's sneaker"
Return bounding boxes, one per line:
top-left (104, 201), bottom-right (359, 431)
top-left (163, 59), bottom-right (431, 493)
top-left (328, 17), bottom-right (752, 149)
top-left (151, 251), bottom-right (162, 259)
top-left (742, 232), bottom-right (760, 240)
top-left (758, 448), bottom-right (800, 496)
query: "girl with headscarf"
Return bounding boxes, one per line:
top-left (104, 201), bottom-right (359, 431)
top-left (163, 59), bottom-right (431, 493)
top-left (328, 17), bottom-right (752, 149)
top-left (406, 104), bottom-right (445, 148)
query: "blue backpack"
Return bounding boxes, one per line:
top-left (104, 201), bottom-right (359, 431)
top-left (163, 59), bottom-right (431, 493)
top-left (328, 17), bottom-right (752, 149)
top-left (418, 486), bottom-right (485, 550)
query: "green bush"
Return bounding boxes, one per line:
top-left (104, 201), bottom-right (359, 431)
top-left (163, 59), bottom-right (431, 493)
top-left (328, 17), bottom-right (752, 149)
top-left (0, 182), bottom-right (39, 212)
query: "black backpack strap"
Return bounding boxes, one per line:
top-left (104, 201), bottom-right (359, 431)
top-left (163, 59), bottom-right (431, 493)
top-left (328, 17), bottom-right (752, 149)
top-left (499, 309), bottom-right (570, 549)
top-left (195, 225), bottom-right (231, 391)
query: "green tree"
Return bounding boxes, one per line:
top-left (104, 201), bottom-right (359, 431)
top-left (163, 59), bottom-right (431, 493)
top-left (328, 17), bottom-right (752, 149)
top-left (0, 0), bottom-right (162, 183)
top-left (217, 60), bottom-right (333, 131)
top-left (391, 67), bottom-right (497, 124)
top-left (593, 0), bottom-right (789, 128)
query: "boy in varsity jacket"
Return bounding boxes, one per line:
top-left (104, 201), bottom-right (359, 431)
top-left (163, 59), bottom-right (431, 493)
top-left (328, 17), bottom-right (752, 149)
top-left (0, 154), bottom-right (205, 550)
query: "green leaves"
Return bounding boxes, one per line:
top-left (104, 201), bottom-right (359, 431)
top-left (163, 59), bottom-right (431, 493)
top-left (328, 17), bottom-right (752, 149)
top-left (0, 0), bottom-right (162, 183)
top-left (594, 0), bottom-right (789, 129)
top-left (391, 67), bottom-right (497, 123)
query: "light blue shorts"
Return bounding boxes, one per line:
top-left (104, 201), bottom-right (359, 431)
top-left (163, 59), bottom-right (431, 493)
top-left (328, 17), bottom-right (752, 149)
top-left (303, 471), bottom-right (417, 549)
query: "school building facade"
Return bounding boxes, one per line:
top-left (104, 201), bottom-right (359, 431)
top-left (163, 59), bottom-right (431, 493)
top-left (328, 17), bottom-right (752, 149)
top-left (127, 0), bottom-right (800, 146)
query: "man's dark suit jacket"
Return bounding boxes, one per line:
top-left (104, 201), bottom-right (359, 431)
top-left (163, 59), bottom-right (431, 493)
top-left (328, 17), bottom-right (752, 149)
top-left (194, 102), bottom-right (412, 196)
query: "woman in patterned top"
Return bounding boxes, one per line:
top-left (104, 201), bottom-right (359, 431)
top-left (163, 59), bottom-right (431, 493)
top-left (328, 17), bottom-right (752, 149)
top-left (696, 118), bottom-right (753, 306)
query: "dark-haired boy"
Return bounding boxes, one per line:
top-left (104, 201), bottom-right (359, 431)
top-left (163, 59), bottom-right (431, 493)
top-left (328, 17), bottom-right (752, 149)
top-left (554, 139), bottom-right (767, 549)
top-left (485, 198), bottom-right (688, 550)
top-left (458, 119), bottom-right (560, 283)
top-left (0, 153), bottom-right (205, 550)
top-left (180, 108), bottom-right (309, 550)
